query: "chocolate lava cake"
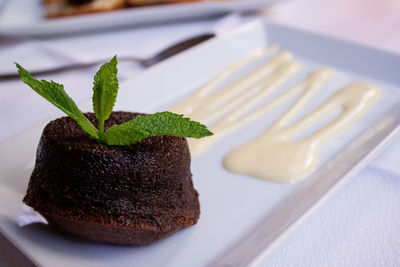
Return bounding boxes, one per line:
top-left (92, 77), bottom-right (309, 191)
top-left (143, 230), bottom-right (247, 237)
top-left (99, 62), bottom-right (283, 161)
top-left (23, 111), bottom-right (200, 245)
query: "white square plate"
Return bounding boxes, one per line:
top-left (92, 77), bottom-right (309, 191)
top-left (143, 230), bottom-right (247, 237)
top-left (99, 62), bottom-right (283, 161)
top-left (0, 20), bottom-right (399, 267)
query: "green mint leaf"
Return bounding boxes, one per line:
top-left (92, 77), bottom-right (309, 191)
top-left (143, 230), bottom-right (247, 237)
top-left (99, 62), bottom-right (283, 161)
top-left (104, 111), bottom-right (213, 146)
top-left (92, 56), bottom-right (119, 140)
top-left (16, 64), bottom-right (99, 139)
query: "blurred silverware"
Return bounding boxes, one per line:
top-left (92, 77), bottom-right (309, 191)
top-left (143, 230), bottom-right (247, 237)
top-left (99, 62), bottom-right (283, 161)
top-left (1, 33), bottom-right (214, 80)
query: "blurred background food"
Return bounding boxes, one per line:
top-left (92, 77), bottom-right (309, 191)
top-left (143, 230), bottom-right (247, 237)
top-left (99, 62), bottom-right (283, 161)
top-left (44, 0), bottom-right (202, 17)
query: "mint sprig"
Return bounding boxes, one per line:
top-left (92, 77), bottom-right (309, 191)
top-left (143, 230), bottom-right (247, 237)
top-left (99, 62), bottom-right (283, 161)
top-left (92, 56), bottom-right (118, 142)
top-left (104, 111), bottom-right (213, 145)
top-left (17, 64), bottom-right (99, 139)
top-left (16, 56), bottom-right (213, 146)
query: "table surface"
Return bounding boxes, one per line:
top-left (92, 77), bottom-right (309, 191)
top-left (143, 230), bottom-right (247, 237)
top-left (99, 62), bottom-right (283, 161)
top-left (0, 0), bottom-right (400, 266)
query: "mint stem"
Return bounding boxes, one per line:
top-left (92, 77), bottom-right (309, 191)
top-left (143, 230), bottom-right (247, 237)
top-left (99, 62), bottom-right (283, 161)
top-left (99, 119), bottom-right (105, 142)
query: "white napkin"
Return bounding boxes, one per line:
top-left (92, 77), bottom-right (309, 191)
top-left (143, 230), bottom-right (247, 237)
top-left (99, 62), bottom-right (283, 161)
top-left (0, 13), bottom-right (243, 75)
top-left (265, 165), bottom-right (400, 267)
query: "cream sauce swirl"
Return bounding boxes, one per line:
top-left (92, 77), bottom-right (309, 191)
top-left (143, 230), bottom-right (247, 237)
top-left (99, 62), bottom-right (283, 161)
top-left (170, 46), bottom-right (381, 183)
top-left (223, 73), bottom-right (381, 183)
top-left (170, 46), bottom-right (302, 157)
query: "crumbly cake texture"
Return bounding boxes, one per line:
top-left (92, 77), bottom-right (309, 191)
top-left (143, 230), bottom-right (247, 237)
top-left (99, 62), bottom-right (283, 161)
top-left (23, 112), bottom-right (200, 245)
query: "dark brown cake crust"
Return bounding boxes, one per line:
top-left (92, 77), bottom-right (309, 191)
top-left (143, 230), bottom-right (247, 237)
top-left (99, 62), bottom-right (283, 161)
top-left (23, 112), bottom-right (200, 245)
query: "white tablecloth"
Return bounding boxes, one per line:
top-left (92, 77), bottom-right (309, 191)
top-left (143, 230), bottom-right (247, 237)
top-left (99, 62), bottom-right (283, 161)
top-left (0, 0), bottom-right (400, 266)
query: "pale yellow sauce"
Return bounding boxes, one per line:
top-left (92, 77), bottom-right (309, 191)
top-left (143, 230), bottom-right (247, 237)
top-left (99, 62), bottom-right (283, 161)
top-left (170, 46), bottom-right (381, 183)
top-left (171, 46), bottom-right (302, 157)
top-left (223, 76), bottom-right (381, 183)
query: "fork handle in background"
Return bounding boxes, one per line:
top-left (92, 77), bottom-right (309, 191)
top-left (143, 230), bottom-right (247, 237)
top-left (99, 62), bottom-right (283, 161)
top-left (0, 33), bottom-right (215, 81)
top-left (140, 33), bottom-right (215, 67)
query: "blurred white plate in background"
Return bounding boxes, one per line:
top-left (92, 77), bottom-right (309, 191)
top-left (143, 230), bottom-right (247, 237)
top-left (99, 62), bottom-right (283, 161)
top-left (0, 0), bottom-right (280, 37)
